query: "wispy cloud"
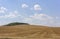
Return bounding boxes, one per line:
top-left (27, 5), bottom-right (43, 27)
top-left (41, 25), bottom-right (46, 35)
top-left (22, 13), bottom-right (60, 26)
top-left (0, 11), bottom-right (20, 18)
top-left (21, 4), bottom-right (28, 8)
top-left (0, 6), bottom-right (7, 13)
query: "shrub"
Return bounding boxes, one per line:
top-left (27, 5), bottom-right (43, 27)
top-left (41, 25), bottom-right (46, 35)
top-left (4, 22), bottom-right (29, 26)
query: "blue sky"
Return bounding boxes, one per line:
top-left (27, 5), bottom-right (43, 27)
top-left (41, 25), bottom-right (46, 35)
top-left (0, 0), bottom-right (60, 27)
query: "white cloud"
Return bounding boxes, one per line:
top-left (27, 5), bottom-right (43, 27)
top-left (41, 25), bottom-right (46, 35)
top-left (34, 4), bottom-right (41, 10)
top-left (22, 4), bottom-right (28, 8)
top-left (30, 13), bottom-right (53, 20)
top-left (0, 11), bottom-right (21, 18)
top-left (0, 7), bottom-right (19, 18)
top-left (23, 13), bottom-right (57, 26)
top-left (0, 6), bottom-right (7, 13)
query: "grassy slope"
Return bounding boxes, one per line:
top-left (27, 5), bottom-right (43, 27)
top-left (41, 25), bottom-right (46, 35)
top-left (0, 25), bottom-right (60, 39)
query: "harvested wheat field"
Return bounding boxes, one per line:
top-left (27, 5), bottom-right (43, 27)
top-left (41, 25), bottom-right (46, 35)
top-left (0, 25), bottom-right (60, 39)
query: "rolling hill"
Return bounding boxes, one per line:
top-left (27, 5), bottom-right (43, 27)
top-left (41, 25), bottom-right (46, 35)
top-left (0, 24), bottom-right (60, 39)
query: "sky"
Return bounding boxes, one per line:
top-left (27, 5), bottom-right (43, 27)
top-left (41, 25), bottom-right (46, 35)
top-left (0, 0), bottom-right (60, 27)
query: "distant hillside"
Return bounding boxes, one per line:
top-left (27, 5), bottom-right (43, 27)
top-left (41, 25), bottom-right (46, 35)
top-left (4, 22), bottom-right (29, 26)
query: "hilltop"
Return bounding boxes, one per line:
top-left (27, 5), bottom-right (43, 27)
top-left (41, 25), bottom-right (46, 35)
top-left (4, 22), bottom-right (29, 26)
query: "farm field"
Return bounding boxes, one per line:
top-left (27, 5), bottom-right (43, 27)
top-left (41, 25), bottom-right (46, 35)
top-left (0, 25), bottom-right (60, 39)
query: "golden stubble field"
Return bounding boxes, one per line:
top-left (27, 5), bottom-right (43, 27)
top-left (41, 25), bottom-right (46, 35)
top-left (0, 25), bottom-right (60, 39)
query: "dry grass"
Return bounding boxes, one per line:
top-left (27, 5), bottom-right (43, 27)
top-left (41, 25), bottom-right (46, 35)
top-left (0, 25), bottom-right (60, 39)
